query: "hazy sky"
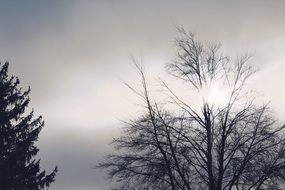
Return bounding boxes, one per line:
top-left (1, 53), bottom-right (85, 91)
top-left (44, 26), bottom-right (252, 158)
top-left (0, 1), bottom-right (285, 189)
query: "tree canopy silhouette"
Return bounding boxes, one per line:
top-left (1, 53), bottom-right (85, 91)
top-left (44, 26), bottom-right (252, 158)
top-left (99, 29), bottom-right (285, 190)
top-left (0, 62), bottom-right (57, 190)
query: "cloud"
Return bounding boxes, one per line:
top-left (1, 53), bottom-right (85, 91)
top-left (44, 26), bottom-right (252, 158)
top-left (0, 0), bottom-right (284, 189)
top-left (38, 125), bottom-right (117, 190)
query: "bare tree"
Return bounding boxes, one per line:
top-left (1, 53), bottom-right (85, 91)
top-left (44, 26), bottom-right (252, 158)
top-left (98, 29), bottom-right (285, 190)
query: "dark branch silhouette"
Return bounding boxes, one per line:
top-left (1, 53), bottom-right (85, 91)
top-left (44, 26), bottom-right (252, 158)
top-left (99, 29), bottom-right (285, 190)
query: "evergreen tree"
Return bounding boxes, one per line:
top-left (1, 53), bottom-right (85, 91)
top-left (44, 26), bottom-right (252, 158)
top-left (0, 62), bottom-right (57, 190)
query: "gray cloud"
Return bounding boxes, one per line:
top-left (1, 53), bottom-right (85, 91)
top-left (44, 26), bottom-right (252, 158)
top-left (0, 0), bottom-right (285, 189)
top-left (38, 125), bottom-right (117, 190)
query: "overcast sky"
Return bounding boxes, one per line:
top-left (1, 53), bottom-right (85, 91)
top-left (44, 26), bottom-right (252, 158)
top-left (0, 1), bottom-right (285, 189)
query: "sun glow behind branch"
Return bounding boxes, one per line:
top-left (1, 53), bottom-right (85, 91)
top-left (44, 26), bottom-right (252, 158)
top-left (199, 81), bottom-right (230, 107)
